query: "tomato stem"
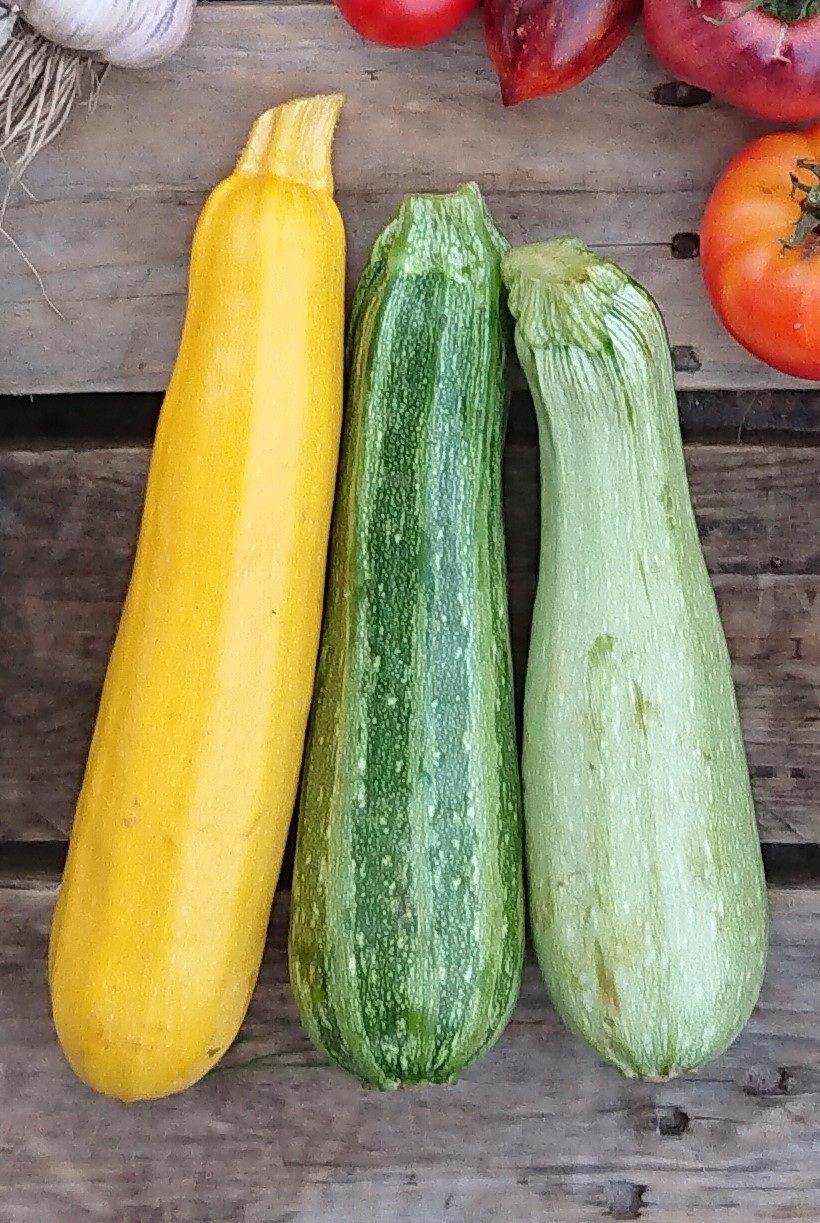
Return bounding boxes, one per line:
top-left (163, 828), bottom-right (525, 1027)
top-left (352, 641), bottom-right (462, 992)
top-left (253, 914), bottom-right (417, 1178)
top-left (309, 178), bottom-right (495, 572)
top-left (690, 0), bottom-right (820, 25)
top-left (781, 160), bottom-right (820, 257)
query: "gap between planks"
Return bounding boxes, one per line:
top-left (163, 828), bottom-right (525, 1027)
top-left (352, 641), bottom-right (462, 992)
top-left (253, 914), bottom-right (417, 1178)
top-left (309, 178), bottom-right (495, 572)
top-left (3, 843), bottom-right (820, 893)
top-left (4, 389), bottom-right (820, 447)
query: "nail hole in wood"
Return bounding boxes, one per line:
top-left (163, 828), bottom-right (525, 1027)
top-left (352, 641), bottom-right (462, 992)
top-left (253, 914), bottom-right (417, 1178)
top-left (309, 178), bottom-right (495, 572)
top-left (744, 1066), bottom-right (794, 1097)
top-left (652, 81), bottom-right (712, 107)
top-left (672, 345), bottom-right (702, 373)
top-left (671, 233), bottom-right (700, 260)
top-left (656, 1106), bottom-right (689, 1137)
top-left (607, 1181), bottom-right (648, 1219)
top-left (769, 556), bottom-right (785, 570)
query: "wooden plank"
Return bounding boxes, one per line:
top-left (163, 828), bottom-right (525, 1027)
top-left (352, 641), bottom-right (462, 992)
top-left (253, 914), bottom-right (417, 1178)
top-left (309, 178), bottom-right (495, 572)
top-left (505, 584), bottom-right (820, 844)
top-left (7, 12), bottom-right (773, 201)
top-left (2, 885), bottom-right (820, 1222)
top-left (4, 443), bottom-right (819, 589)
top-left (503, 441), bottom-right (820, 578)
top-left (510, 575), bottom-right (820, 667)
top-left (3, 647), bottom-right (818, 845)
top-left (1, 8), bottom-right (817, 394)
top-left (0, 195), bottom-right (761, 396)
top-left (1, 443), bottom-right (818, 842)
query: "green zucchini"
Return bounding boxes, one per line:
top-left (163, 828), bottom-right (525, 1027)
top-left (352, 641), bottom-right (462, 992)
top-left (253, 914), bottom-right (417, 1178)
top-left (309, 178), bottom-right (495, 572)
top-left (502, 238), bottom-right (769, 1079)
top-left (288, 184), bottom-right (524, 1090)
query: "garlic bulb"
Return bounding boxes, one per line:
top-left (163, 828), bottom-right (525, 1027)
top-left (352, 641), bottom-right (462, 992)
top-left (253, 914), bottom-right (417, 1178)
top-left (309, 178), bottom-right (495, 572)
top-left (0, 8), bottom-right (16, 51)
top-left (18, 0), bottom-right (195, 68)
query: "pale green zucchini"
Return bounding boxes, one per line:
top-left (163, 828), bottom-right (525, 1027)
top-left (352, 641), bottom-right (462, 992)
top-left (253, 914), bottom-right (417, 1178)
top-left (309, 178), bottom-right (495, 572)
top-left (288, 183), bottom-right (524, 1090)
top-left (502, 238), bottom-right (769, 1079)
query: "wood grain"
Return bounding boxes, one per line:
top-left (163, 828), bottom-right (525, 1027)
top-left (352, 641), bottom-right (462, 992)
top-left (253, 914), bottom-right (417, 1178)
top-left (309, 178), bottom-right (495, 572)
top-left (2, 884), bottom-right (820, 1223)
top-left (1, 7), bottom-right (818, 394)
top-left (2, 9), bottom-right (818, 1220)
top-left (0, 196), bottom-right (753, 397)
top-left (1, 442), bottom-right (818, 842)
top-left (510, 574), bottom-right (820, 666)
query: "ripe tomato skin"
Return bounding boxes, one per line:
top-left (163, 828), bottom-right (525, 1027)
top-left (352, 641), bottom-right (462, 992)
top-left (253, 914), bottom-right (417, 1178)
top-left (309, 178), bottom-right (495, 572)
top-left (643, 0), bottom-right (820, 122)
top-left (701, 125), bottom-right (820, 380)
top-left (333, 0), bottom-right (479, 47)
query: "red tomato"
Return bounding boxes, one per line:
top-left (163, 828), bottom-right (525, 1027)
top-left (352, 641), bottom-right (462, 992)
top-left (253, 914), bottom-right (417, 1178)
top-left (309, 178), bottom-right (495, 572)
top-left (643, 0), bottom-right (820, 122)
top-left (701, 125), bottom-right (820, 380)
top-left (333, 0), bottom-right (479, 47)
top-left (484, 0), bottom-right (642, 105)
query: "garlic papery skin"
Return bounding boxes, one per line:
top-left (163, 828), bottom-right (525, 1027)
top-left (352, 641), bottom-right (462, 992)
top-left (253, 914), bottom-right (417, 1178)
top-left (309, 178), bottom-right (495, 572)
top-left (17, 0), bottom-right (195, 68)
top-left (0, 7), bottom-right (19, 51)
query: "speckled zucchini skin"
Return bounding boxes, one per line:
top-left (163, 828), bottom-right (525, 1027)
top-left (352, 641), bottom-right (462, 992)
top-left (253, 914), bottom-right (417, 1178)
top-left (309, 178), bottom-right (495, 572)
top-left (503, 239), bottom-right (770, 1080)
top-left (288, 184), bottom-right (524, 1090)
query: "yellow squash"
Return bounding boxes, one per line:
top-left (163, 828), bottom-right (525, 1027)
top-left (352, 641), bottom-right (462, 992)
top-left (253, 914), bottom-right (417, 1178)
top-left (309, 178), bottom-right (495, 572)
top-left (48, 93), bottom-right (347, 1102)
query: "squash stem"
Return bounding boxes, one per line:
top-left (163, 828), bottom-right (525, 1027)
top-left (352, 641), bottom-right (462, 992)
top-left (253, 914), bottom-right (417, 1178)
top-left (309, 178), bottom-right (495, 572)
top-left (236, 93), bottom-right (345, 192)
top-left (502, 237), bottom-right (631, 357)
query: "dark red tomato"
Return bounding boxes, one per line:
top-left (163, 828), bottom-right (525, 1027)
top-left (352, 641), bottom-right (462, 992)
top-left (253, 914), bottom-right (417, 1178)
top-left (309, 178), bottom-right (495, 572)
top-left (334, 0), bottom-right (479, 47)
top-left (484, 0), bottom-right (642, 106)
top-left (643, 0), bottom-right (820, 122)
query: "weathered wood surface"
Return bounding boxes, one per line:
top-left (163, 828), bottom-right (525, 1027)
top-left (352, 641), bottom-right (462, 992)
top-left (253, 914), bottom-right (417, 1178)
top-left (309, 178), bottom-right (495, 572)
top-left (1, 884), bottom-right (819, 1222)
top-left (1, 6), bottom-right (818, 395)
top-left (1, 7), bottom-right (819, 1220)
top-left (1, 438), bottom-right (818, 843)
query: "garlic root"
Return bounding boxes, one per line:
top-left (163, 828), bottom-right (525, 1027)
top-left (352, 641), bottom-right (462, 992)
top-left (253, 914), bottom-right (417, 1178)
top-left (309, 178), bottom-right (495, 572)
top-left (0, 0), bottom-right (194, 287)
top-left (0, 0), bottom-right (194, 180)
top-left (0, 19), bottom-right (103, 180)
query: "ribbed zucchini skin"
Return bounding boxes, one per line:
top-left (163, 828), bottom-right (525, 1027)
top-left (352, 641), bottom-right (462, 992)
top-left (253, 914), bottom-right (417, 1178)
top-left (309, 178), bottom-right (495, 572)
top-left (503, 240), bottom-right (769, 1080)
top-left (47, 96), bottom-right (346, 1102)
top-left (289, 184), bottom-right (524, 1090)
